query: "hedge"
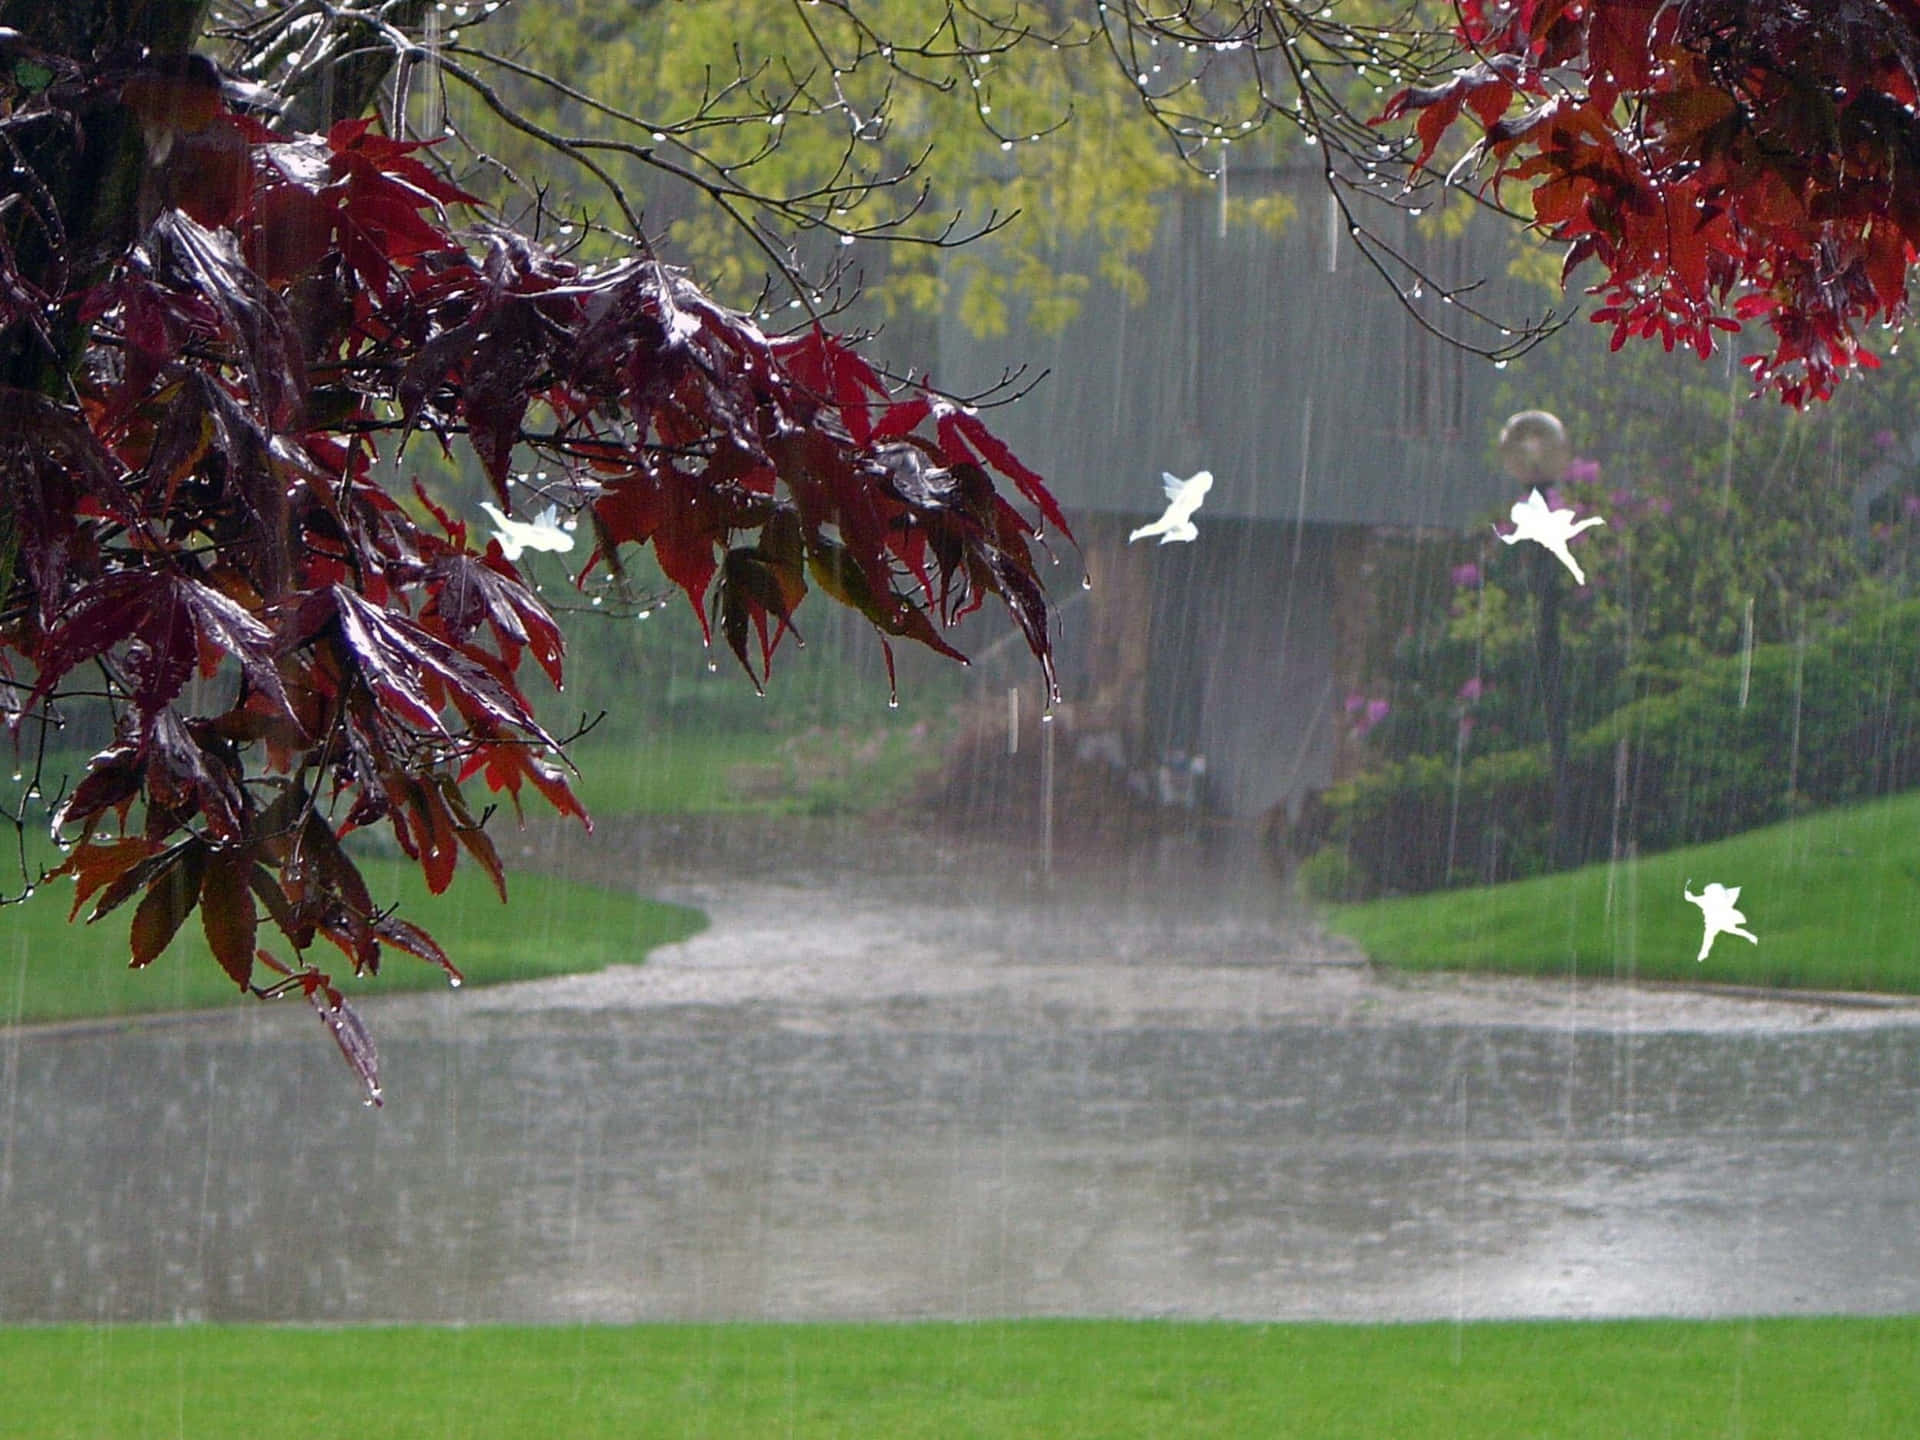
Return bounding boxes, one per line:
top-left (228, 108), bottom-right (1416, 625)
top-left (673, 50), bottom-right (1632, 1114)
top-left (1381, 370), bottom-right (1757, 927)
top-left (1313, 597), bottom-right (1920, 898)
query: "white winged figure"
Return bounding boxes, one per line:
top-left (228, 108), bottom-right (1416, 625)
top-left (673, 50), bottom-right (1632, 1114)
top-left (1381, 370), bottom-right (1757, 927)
top-left (1683, 879), bottom-right (1758, 963)
top-left (1128, 469), bottom-right (1213, 545)
top-left (1496, 488), bottom-right (1606, 584)
top-left (480, 502), bottom-right (576, 561)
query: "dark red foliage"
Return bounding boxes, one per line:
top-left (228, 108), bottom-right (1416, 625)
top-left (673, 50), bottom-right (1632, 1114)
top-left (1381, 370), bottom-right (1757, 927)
top-left (2, 54), bottom-right (1065, 1099)
top-left (1382, 1), bottom-right (1920, 404)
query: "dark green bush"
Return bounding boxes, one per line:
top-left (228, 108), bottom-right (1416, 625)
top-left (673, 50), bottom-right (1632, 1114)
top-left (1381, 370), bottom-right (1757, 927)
top-left (1294, 844), bottom-right (1376, 903)
top-left (1323, 597), bottom-right (1920, 896)
top-left (1322, 747), bottom-right (1553, 895)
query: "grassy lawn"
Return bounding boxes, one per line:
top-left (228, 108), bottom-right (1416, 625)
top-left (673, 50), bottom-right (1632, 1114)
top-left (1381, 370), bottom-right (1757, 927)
top-left (1325, 789), bottom-right (1920, 993)
top-left (1, 1316), bottom-right (1913, 1438)
top-left (0, 850), bottom-right (704, 1027)
top-left (562, 722), bottom-right (946, 818)
top-left (0, 705), bottom-right (947, 1028)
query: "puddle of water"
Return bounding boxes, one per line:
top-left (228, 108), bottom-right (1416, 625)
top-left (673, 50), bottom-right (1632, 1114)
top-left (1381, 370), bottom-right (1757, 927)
top-left (4, 1010), bottom-right (1918, 1323)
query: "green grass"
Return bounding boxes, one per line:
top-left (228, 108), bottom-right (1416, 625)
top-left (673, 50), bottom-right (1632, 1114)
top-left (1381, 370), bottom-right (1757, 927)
top-left (16, 705), bottom-right (935, 867)
top-left (1326, 789), bottom-right (1920, 993)
top-left (0, 1316), bottom-right (1913, 1438)
top-left (0, 850), bottom-right (705, 1026)
top-left (562, 721), bottom-right (946, 818)
top-left (0, 709), bottom-right (944, 1030)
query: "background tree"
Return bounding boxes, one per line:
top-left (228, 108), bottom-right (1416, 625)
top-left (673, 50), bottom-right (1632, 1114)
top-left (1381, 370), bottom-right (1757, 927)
top-left (395, 0), bottom-right (1302, 344)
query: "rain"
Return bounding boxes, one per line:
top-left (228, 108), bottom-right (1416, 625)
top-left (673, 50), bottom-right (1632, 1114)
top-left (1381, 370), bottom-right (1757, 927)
top-left (5, 1), bottom-right (1920, 1433)
top-left (13, 196), bottom-right (1910, 1319)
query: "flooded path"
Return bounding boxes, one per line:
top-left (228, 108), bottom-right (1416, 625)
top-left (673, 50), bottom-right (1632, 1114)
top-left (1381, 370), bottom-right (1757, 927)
top-left (4, 816), bottom-right (1918, 1324)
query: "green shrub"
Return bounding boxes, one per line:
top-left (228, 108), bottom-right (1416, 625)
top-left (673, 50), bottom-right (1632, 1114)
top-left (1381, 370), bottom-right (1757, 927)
top-left (1327, 747), bottom-right (1554, 896)
top-left (1294, 844), bottom-right (1374, 902)
top-left (1323, 597), bottom-right (1920, 896)
top-left (1595, 594), bottom-right (1920, 851)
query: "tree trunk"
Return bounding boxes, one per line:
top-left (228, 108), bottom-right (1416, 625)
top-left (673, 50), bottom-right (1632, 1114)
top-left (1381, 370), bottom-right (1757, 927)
top-left (0, 0), bottom-right (212, 386)
top-left (0, 0), bottom-right (206, 63)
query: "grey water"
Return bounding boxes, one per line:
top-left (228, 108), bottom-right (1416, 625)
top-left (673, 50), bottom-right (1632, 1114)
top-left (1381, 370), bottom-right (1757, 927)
top-left (4, 819), bottom-right (1918, 1325)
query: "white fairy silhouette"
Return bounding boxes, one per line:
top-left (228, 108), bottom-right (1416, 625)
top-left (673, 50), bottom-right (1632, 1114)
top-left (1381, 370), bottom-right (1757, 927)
top-left (1495, 488), bottom-right (1606, 585)
top-left (1683, 879), bottom-right (1759, 963)
top-left (480, 501), bottom-right (576, 561)
top-left (1128, 470), bottom-right (1213, 545)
